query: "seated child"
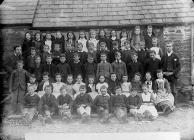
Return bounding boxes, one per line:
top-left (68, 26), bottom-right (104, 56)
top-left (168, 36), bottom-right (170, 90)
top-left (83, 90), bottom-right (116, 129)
top-left (138, 84), bottom-right (158, 120)
top-left (27, 74), bottom-right (38, 92)
top-left (74, 85), bottom-right (93, 123)
top-left (73, 74), bottom-right (85, 99)
top-left (66, 74), bottom-right (75, 100)
top-left (121, 75), bottom-right (132, 97)
top-left (52, 73), bottom-right (66, 98)
top-left (22, 85), bottom-right (40, 124)
top-left (131, 72), bottom-right (142, 95)
top-left (57, 85), bottom-right (73, 120)
top-left (108, 73), bottom-right (120, 95)
top-left (144, 72), bottom-right (153, 93)
top-left (96, 75), bottom-right (109, 94)
top-left (93, 85), bottom-right (110, 123)
top-left (111, 86), bottom-right (128, 123)
top-left (38, 85), bottom-right (58, 124)
top-left (86, 75), bottom-right (98, 100)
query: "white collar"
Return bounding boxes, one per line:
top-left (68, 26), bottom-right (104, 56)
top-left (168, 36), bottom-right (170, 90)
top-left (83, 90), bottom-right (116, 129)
top-left (116, 60), bottom-right (121, 63)
top-left (101, 60), bottom-right (107, 63)
top-left (111, 36), bottom-right (116, 40)
top-left (167, 51), bottom-right (173, 56)
top-left (121, 37), bottom-right (127, 41)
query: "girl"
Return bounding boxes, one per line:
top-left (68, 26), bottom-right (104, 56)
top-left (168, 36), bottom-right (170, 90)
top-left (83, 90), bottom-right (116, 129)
top-left (78, 31), bottom-right (88, 52)
top-left (150, 37), bottom-right (163, 60)
top-left (153, 69), bottom-right (175, 115)
top-left (96, 75), bottom-right (109, 94)
top-left (22, 32), bottom-right (33, 59)
top-left (55, 31), bottom-right (65, 53)
top-left (66, 32), bottom-right (76, 49)
top-left (44, 33), bottom-right (54, 53)
top-left (33, 32), bottom-right (43, 54)
top-left (110, 30), bottom-right (120, 51)
top-left (86, 75), bottom-right (98, 100)
top-left (131, 26), bottom-right (145, 51)
top-left (27, 74), bottom-right (38, 92)
top-left (52, 73), bottom-right (66, 98)
top-left (121, 75), bottom-right (132, 97)
top-left (73, 74), bottom-right (85, 99)
top-left (87, 30), bottom-right (99, 51)
top-left (66, 74), bottom-right (75, 100)
top-left (57, 85), bottom-right (73, 120)
top-left (98, 29), bottom-right (110, 51)
top-left (120, 30), bottom-right (128, 49)
top-left (138, 84), bottom-right (158, 120)
top-left (144, 72), bottom-right (153, 93)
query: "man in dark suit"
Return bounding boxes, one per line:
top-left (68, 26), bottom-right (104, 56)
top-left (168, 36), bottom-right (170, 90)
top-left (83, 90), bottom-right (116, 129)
top-left (161, 40), bottom-right (181, 98)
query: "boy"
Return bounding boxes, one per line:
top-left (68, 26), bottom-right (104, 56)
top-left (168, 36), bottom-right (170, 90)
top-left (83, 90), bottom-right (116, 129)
top-left (52, 43), bottom-right (61, 65)
top-left (144, 50), bottom-right (162, 81)
top-left (144, 25), bottom-right (155, 50)
top-left (93, 85), bottom-right (110, 123)
top-left (127, 52), bottom-right (143, 81)
top-left (70, 53), bottom-right (83, 79)
top-left (126, 89), bottom-right (142, 116)
top-left (38, 85), bottom-right (58, 124)
top-left (96, 53), bottom-right (113, 79)
top-left (76, 42), bottom-right (87, 64)
top-left (121, 40), bottom-right (133, 64)
top-left (137, 41), bottom-right (149, 65)
top-left (26, 47), bottom-right (36, 73)
top-left (83, 55), bottom-right (97, 82)
top-left (111, 86), bottom-right (128, 123)
top-left (96, 42), bottom-right (110, 63)
top-left (131, 73), bottom-right (142, 95)
top-left (34, 55), bottom-right (43, 83)
top-left (111, 51), bottom-right (127, 82)
top-left (43, 55), bottom-right (57, 81)
top-left (66, 74), bottom-right (75, 99)
top-left (37, 72), bottom-right (52, 93)
top-left (57, 85), bottom-right (73, 120)
top-left (65, 42), bottom-right (75, 64)
top-left (41, 44), bottom-right (50, 65)
top-left (27, 74), bottom-right (38, 92)
top-left (161, 40), bottom-right (180, 97)
top-left (109, 41), bottom-right (120, 63)
top-left (9, 60), bottom-right (30, 114)
top-left (87, 42), bottom-right (97, 63)
top-left (108, 73), bottom-right (120, 95)
top-left (57, 54), bottom-right (71, 82)
top-left (22, 85), bottom-right (40, 124)
top-left (74, 85), bottom-right (93, 122)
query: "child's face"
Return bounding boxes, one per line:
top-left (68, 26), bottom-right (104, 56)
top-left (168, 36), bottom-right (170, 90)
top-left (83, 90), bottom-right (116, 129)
top-left (131, 90), bottom-right (137, 97)
top-left (88, 77), bottom-right (94, 84)
top-left (166, 43), bottom-right (173, 53)
top-left (74, 55), bottom-right (80, 62)
top-left (36, 33), bottom-right (40, 40)
top-left (35, 57), bottom-right (41, 63)
top-left (132, 54), bottom-right (138, 61)
top-left (79, 32), bottom-right (85, 39)
top-left (28, 86), bottom-right (35, 95)
top-left (157, 72), bottom-right (163, 79)
top-left (100, 44), bottom-right (106, 50)
top-left (152, 39), bottom-right (157, 46)
top-left (111, 30), bottom-right (116, 37)
top-left (43, 46), bottom-right (49, 52)
top-left (142, 86), bottom-right (149, 93)
top-left (26, 33), bottom-right (31, 40)
top-left (80, 88), bottom-right (86, 94)
top-left (29, 77), bottom-right (36, 83)
top-left (56, 75), bottom-right (62, 82)
top-left (125, 43), bottom-right (131, 49)
top-left (134, 75), bottom-right (140, 81)
top-left (46, 57), bottom-right (52, 63)
top-left (135, 29), bottom-right (140, 35)
top-left (100, 54), bottom-right (107, 61)
top-left (115, 88), bottom-right (122, 95)
top-left (44, 86), bottom-right (52, 94)
top-left (68, 33), bottom-right (73, 39)
top-left (145, 73), bottom-right (151, 81)
top-left (77, 76), bottom-right (82, 83)
top-left (99, 76), bottom-right (105, 82)
top-left (88, 44), bottom-right (94, 52)
top-left (113, 44), bottom-right (119, 50)
top-left (54, 44), bottom-right (60, 51)
top-left (61, 89), bottom-right (67, 96)
top-left (78, 44), bottom-right (83, 51)
top-left (56, 32), bottom-right (62, 38)
top-left (111, 74), bottom-right (117, 81)
top-left (140, 43), bottom-right (145, 49)
top-left (87, 57), bottom-right (94, 63)
top-left (122, 76), bottom-right (128, 82)
top-left (60, 57), bottom-right (66, 63)
top-left (17, 63), bottom-right (24, 70)
top-left (115, 53), bottom-right (121, 60)
top-left (100, 88), bottom-right (107, 95)
top-left (46, 34), bottom-right (51, 40)
top-left (67, 76), bottom-right (73, 84)
top-left (147, 27), bottom-right (152, 34)
top-left (91, 32), bottom-right (96, 39)
top-left (100, 30), bottom-right (105, 37)
top-left (31, 50), bottom-right (36, 56)
top-left (15, 47), bottom-right (22, 55)
top-left (43, 75), bottom-right (49, 81)
top-left (121, 32), bottom-right (127, 38)
top-left (150, 52), bottom-right (156, 59)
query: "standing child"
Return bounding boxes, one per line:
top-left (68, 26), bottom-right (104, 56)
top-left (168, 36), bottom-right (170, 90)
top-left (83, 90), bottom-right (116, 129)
top-left (121, 75), bottom-right (132, 97)
top-left (111, 86), bottom-right (128, 123)
top-left (22, 32), bottom-right (33, 59)
top-left (73, 74), bottom-right (85, 99)
top-left (41, 44), bottom-right (50, 65)
top-left (87, 30), bottom-right (99, 51)
top-left (78, 31), bottom-right (88, 52)
top-left (96, 53), bottom-right (113, 79)
top-left (144, 25), bottom-right (155, 50)
top-left (74, 85), bottom-right (93, 123)
top-left (9, 60), bottom-right (30, 114)
top-left (131, 73), bottom-right (142, 95)
top-left (110, 30), bottom-right (120, 51)
top-left (150, 37), bottom-right (163, 60)
top-left (96, 75), bottom-right (109, 94)
top-left (22, 85), bottom-right (40, 124)
top-left (121, 40), bottom-right (133, 65)
top-left (66, 74), bottom-right (75, 100)
top-left (96, 42), bottom-right (110, 63)
top-left (108, 73), bottom-right (120, 95)
top-left (33, 32), bottom-right (43, 54)
top-left (98, 29), bottom-right (110, 51)
top-left (87, 42), bottom-right (97, 63)
top-left (54, 31), bottom-right (65, 53)
top-left (57, 85), bottom-right (73, 120)
top-left (109, 41), bottom-right (120, 63)
top-left (65, 42), bottom-right (75, 64)
top-left (120, 30), bottom-right (128, 49)
top-left (86, 75), bottom-right (98, 100)
top-left (70, 53), bottom-right (83, 79)
top-left (93, 85), bottom-right (110, 123)
top-left (137, 41), bottom-right (148, 66)
top-left (52, 43), bottom-right (62, 65)
top-left (57, 54), bottom-right (71, 83)
top-left (111, 51), bottom-right (127, 82)
top-left (38, 85), bottom-right (58, 124)
top-left (26, 47), bottom-right (37, 73)
top-left (52, 73), bottom-right (66, 98)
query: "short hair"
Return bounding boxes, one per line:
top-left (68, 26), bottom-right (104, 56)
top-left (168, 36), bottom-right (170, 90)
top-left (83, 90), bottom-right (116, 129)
top-left (135, 26), bottom-right (140, 30)
top-left (27, 84), bottom-right (36, 90)
top-left (60, 85), bottom-right (67, 92)
top-left (100, 52), bottom-right (107, 56)
top-left (124, 40), bottom-right (130, 45)
top-left (30, 47), bottom-right (36, 51)
top-left (122, 74), bottom-right (128, 77)
top-left (100, 42), bottom-right (106, 46)
top-left (147, 25), bottom-right (152, 29)
top-left (87, 55), bottom-right (94, 59)
top-left (131, 52), bottom-right (138, 56)
top-left (44, 84), bottom-right (53, 91)
top-left (152, 37), bottom-right (158, 41)
top-left (165, 40), bottom-right (173, 46)
top-left (134, 72), bottom-right (141, 77)
top-left (88, 42), bottom-right (94, 46)
top-left (142, 83), bottom-right (148, 89)
top-left (100, 85), bottom-right (108, 90)
top-left (79, 84), bottom-right (86, 90)
top-left (156, 69), bottom-right (163, 73)
top-left (115, 51), bottom-right (121, 56)
top-left (149, 50), bottom-right (156, 54)
top-left (73, 52), bottom-right (80, 57)
top-left (13, 45), bottom-right (21, 50)
top-left (55, 73), bottom-right (62, 77)
top-left (76, 74), bottom-right (83, 79)
top-left (17, 60), bottom-right (24, 64)
top-left (43, 44), bottom-right (49, 48)
top-left (60, 53), bottom-right (66, 58)
top-left (88, 75), bottom-right (95, 80)
top-left (67, 74), bottom-right (73, 78)
top-left (112, 41), bottom-right (119, 46)
top-left (46, 54), bottom-right (52, 58)
top-left (43, 72), bottom-right (49, 77)
top-left (139, 41), bottom-right (145, 45)
top-left (145, 72), bottom-right (152, 76)
top-left (110, 72), bottom-right (116, 76)
top-left (35, 55), bottom-right (41, 59)
top-left (114, 86), bottom-right (121, 91)
top-left (77, 42), bottom-right (83, 47)
top-left (29, 74), bottom-right (36, 78)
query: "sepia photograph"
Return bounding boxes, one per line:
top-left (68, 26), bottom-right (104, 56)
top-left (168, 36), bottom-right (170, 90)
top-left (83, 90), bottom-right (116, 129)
top-left (0, 0), bottom-right (194, 140)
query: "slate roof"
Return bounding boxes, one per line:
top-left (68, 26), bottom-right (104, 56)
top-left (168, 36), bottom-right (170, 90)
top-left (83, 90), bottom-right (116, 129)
top-left (1, 0), bottom-right (194, 27)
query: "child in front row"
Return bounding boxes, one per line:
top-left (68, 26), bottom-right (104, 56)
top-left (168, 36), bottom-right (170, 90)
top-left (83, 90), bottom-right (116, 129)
top-left (57, 85), bottom-right (73, 120)
top-left (121, 75), bottom-right (132, 97)
top-left (93, 85), bottom-right (110, 123)
top-left (86, 75), bottom-right (98, 100)
top-left (74, 85), bottom-right (93, 123)
top-left (108, 73), bottom-right (120, 95)
top-left (131, 72), bottom-right (142, 95)
top-left (96, 75), bottom-right (109, 94)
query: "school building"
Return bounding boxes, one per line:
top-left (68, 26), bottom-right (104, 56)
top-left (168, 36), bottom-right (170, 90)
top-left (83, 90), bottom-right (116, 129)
top-left (0, 0), bottom-right (194, 97)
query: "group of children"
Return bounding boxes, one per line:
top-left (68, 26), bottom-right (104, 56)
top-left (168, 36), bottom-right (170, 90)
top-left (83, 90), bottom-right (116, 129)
top-left (6, 25), bottom-right (180, 125)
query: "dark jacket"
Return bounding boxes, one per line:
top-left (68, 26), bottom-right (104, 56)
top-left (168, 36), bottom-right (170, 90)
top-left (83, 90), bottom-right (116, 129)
top-left (93, 94), bottom-right (110, 111)
top-left (74, 93), bottom-right (93, 108)
top-left (24, 94), bottom-right (40, 108)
